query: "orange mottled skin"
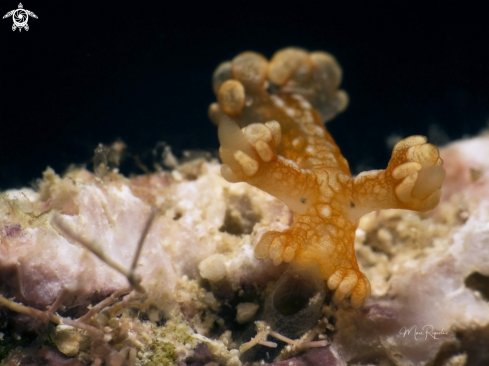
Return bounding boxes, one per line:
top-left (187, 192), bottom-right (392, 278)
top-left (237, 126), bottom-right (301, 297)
top-left (209, 48), bottom-right (445, 307)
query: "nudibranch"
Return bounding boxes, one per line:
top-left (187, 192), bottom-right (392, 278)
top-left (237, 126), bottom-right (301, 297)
top-left (208, 48), bottom-right (445, 308)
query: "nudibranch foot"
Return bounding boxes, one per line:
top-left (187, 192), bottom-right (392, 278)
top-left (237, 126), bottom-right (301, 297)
top-left (254, 229), bottom-right (300, 266)
top-left (327, 268), bottom-right (371, 308)
top-left (388, 136), bottom-right (445, 210)
top-left (218, 117), bottom-right (282, 183)
top-left (353, 136), bottom-right (445, 216)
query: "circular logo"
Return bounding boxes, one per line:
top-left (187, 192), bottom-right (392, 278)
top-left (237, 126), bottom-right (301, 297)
top-left (12, 9), bottom-right (28, 27)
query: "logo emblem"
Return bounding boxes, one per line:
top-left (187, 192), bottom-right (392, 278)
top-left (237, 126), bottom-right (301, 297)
top-left (3, 3), bottom-right (37, 32)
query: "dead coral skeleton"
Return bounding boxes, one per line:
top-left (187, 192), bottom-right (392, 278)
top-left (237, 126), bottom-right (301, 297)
top-left (52, 206), bottom-right (158, 294)
top-left (1, 202), bottom-right (333, 365)
top-left (0, 208), bottom-right (158, 366)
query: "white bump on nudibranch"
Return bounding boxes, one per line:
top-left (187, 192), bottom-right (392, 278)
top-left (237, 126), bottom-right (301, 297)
top-left (285, 107), bottom-right (296, 117)
top-left (291, 93), bottom-right (312, 109)
top-left (306, 145), bottom-right (316, 155)
top-left (292, 137), bottom-right (303, 148)
top-left (270, 95), bottom-right (285, 107)
top-left (319, 205), bottom-right (332, 218)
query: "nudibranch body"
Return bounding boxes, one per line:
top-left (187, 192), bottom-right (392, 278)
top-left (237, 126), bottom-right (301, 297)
top-left (209, 48), bottom-right (445, 308)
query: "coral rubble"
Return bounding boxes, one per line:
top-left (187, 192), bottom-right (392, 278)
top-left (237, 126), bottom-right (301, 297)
top-left (0, 133), bottom-right (488, 366)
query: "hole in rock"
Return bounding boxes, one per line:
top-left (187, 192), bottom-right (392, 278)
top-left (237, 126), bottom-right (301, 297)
top-left (240, 269), bottom-right (326, 363)
top-left (456, 324), bottom-right (489, 366)
top-left (464, 272), bottom-right (489, 301)
top-left (219, 194), bottom-right (261, 235)
top-left (272, 275), bottom-right (317, 316)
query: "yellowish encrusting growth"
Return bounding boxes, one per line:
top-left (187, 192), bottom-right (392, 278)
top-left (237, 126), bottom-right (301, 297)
top-left (209, 47), bottom-right (446, 308)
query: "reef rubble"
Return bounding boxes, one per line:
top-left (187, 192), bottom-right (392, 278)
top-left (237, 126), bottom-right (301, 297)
top-left (0, 134), bottom-right (488, 366)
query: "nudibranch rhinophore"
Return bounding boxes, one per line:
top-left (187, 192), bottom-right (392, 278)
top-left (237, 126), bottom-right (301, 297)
top-left (208, 48), bottom-right (445, 308)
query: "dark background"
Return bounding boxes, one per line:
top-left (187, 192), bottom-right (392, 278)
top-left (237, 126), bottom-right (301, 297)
top-left (1, 1), bottom-right (487, 189)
